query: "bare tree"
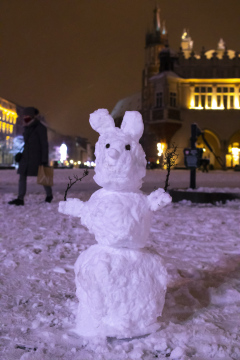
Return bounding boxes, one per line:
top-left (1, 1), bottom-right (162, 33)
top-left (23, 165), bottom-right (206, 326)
top-left (164, 144), bottom-right (178, 192)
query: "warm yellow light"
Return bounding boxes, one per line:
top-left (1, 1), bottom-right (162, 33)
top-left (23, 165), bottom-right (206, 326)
top-left (70, 159), bottom-right (74, 164)
top-left (226, 154), bottom-right (232, 167)
top-left (234, 96), bottom-right (240, 108)
top-left (74, 162), bottom-right (77, 165)
top-left (156, 159), bottom-right (160, 164)
top-left (212, 98), bottom-right (217, 109)
top-left (78, 161), bottom-right (81, 164)
top-left (231, 145), bottom-right (240, 163)
top-left (182, 32), bottom-right (187, 40)
top-left (157, 142), bottom-right (166, 156)
top-left (0, 106), bottom-right (17, 116)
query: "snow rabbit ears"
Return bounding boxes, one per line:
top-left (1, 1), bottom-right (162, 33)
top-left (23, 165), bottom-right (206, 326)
top-left (89, 109), bottom-right (144, 141)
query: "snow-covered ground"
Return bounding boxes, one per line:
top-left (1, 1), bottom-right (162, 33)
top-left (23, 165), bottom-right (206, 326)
top-left (1, 169), bottom-right (240, 360)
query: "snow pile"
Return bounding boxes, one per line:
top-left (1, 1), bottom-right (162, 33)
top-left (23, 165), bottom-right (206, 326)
top-left (59, 109), bottom-right (171, 337)
top-left (184, 186), bottom-right (240, 193)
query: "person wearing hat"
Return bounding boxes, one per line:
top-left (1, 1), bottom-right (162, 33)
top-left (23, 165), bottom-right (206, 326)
top-left (8, 107), bottom-right (53, 206)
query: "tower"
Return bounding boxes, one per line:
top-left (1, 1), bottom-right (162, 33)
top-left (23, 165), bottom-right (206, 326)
top-left (142, 5), bottom-right (168, 122)
top-left (144, 4), bottom-right (168, 81)
top-left (180, 29), bottom-right (193, 59)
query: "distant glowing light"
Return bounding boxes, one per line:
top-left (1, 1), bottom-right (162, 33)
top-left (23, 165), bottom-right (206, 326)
top-left (157, 142), bottom-right (166, 156)
top-left (70, 159), bottom-right (74, 164)
top-left (60, 143), bottom-right (67, 163)
top-left (231, 147), bottom-right (240, 161)
top-left (235, 96), bottom-right (240, 108)
top-left (190, 97), bottom-right (194, 108)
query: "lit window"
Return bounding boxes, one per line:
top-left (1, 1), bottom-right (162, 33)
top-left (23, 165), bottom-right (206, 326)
top-left (201, 95), bottom-right (206, 108)
top-left (195, 95), bottom-right (199, 107)
top-left (223, 95), bottom-right (228, 109)
top-left (3, 113), bottom-right (5, 120)
top-left (208, 95), bottom-right (212, 107)
top-left (217, 95), bottom-right (221, 107)
top-left (2, 122), bottom-right (6, 133)
top-left (156, 92), bottom-right (162, 108)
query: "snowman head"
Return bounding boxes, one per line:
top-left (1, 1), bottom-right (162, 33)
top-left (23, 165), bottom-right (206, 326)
top-left (90, 109), bottom-right (146, 191)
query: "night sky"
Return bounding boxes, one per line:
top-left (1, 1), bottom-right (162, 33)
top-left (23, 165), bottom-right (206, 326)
top-left (1, 0), bottom-right (240, 145)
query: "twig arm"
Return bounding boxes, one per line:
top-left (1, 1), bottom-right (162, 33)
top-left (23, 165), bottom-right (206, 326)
top-left (64, 169), bottom-right (89, 201)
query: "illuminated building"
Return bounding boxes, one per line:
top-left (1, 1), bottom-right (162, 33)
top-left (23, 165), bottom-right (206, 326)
top-left (112, 5), bottom-right (240, 169)
top-left (0, 97), bottom-right (18, 165)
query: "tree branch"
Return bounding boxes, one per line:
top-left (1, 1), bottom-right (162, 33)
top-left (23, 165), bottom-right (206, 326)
top-left (64, 169), bottom-right (89, 201)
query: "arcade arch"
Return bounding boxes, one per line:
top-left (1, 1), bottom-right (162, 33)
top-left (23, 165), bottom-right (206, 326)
top-left (196, 129), bottom-right (222, 169)
top-left (226, 130), bottom-right (240, 167)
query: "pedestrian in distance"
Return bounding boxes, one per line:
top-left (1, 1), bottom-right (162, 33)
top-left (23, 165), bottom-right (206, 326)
top-left (8, 107), bottom-right (53, 206)
top-left (201, 157), bottom-right (210, 173)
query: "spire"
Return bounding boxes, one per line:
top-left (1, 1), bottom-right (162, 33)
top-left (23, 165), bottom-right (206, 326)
top-left (181, 29), bottom-right (193, 51)
top-left (153, 4), bottom-right (161, 32)
top-left (218, 38), bottom-right (225, 50)
top-left (162, 20), bottom-right (167, 35)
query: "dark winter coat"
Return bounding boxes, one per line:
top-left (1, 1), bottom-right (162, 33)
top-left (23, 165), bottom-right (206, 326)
top-left (18, 119), bottom-right (49, 176)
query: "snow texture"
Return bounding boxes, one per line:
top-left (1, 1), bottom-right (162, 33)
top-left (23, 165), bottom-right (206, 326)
top-left (1, 169), bottom-right (240, 359)
top-left (59, 109), bottom-right (171, 337)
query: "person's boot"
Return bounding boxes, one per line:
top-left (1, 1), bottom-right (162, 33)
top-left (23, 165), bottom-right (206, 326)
top-left (8, 198), bottom-right (24, 206)
top-left (45, 195), bottom-right (53, 203)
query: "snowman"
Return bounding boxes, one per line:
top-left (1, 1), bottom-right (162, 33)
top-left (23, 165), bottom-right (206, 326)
top-left (59, 109), bottom-right (171, 338)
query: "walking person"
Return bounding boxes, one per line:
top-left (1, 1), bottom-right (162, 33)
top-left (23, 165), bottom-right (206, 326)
top-left (8, 107), bottom-right (53, 206)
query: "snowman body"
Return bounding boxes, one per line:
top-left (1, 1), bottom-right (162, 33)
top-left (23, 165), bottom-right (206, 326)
top-left (81, 188), bottom-right (151, 248)
top-left (59, 109), bottom-right (171, 338)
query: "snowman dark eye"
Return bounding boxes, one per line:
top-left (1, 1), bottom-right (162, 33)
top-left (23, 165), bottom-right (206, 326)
top-left (125, 144), bottom-right (131, 150)
top-left (106, 143), bottom-right (110, 148)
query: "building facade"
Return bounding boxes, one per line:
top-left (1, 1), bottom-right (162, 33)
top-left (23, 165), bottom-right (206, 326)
top-left (0, 99), bottom-right (93, 167)
top-left (0, 97), bottom-right (18, 165)
top-left (111, 6), bottom-right (240, 169)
